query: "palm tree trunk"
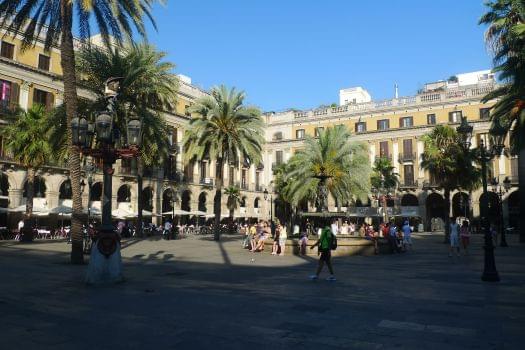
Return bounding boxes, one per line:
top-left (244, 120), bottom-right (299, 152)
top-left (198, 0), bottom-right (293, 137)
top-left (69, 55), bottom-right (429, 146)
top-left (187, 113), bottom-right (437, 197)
top-left (60, 1), bottom-right (83, 264)
top-left (137, 158), bottom-right (144, 238)
top-left (23, 167), bottom-right (35, 242)
top-left (518, 148), bottom-right (525, 243)
top-left (25, 166), bottom-right (34, 217)
top-left (444, 188), bottom-right (451, 243)
top-left (213, 158), bottom-right (224, 241)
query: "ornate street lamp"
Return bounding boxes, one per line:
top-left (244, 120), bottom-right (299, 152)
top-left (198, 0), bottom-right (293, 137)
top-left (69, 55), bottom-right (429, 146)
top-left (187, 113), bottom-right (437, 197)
top-left (95, 111), bottom-right (113, 143)
top-left (457, 116), bottom-right (506, 282)
top-left (75, 77), bottom-right (143, 284)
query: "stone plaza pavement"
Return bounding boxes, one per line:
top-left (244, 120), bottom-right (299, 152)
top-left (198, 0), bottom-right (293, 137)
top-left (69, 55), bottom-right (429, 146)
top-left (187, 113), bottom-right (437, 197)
top-left (0, 233), bottom-right (524, 350)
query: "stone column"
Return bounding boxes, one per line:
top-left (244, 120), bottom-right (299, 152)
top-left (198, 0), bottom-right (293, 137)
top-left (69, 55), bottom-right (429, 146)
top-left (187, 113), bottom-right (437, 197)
top-left (392, 140), bottom-right (399, 173)
top-left (369, 143), bottom-right (376, 165)
top-left (8, 188), bottom-right (23, 208)
top-left (19, 81), bottom-right (31, 111)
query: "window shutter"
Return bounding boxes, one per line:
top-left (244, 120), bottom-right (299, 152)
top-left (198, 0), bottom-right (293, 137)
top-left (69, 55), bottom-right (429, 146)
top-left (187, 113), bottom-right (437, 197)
top-left (9, 82), bottom-right (19, 109)
top-left (46, 92), bottom-right (54, 110)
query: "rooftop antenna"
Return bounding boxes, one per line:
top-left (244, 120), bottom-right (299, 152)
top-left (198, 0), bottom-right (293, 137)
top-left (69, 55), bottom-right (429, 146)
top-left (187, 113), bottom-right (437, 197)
top-left (394, 83), bottom-right (399, 99)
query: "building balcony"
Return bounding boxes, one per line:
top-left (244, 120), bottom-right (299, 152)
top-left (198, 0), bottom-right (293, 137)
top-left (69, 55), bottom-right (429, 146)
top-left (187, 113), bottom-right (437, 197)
top-left (375, 155), bottom-right (392, 162)
top-left (240, 182), bottom-right (249, 190)
top-left (398, 152), bottom-right (417, 162)
top-left (422, 180), bottom-right (440, 189)
top-left (399, 180), bottom-right (418, 190)
top-left (199, 177), bottom-right (214, 187)
top-left (119, 166), bottom-right (136, 176)
top-left (255, 184), bottom-right (264, 192)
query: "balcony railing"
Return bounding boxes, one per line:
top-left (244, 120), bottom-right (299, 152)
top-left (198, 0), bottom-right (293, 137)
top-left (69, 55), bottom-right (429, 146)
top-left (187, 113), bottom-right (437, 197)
top-left (119, 166), bottom-right (136, 176)
top-left (287, 82), bottom-right (496, 120)
top-left (422, 180), bottom-right (440, 189)
top-left (398, 152), bottom-right (417, 162)
top-left (240, 182), bottom-right (249, 190)
top-left (375, 155), bottom-right (392, 162)
top-left (255, 184), bottom-right (264, 192)
top-left (199, 177), bottom-right (214, 186)
top-left (399, 180), bottom-right (418, 189)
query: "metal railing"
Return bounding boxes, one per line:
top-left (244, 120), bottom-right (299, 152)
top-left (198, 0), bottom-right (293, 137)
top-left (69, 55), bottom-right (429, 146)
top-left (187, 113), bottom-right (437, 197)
top-left (375, 155), bottom-right (392, 162)
top-left (199, 178), bottom-right (214, 186)
top-left (399, 180), bottom-right (418, 189)
top-left (398, 152), bottom-right (417, 162)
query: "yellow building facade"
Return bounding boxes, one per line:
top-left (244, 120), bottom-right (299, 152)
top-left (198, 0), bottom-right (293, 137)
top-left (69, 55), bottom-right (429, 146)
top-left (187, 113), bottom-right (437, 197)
top-left (264, 74), bottom-right (519, 230)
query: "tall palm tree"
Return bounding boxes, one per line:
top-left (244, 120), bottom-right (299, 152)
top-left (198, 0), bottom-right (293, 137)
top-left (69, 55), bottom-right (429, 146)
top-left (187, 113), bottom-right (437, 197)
top-left (1, 105), bottom-right (51, 236)
top-left (480, 0), bottom-right (525, 241)
top-left (284, 125), bottom-right (371, 209)
top-left (183, 86), bottom-right (264, 241)
top-left (371, 157), bottom-right (399, 222)
top-left (224, 186), bottom-right (241, 225)
top-left (0, 0), bottom-right (160, 263)
top-left (421, 125), bottom-right (481, 241)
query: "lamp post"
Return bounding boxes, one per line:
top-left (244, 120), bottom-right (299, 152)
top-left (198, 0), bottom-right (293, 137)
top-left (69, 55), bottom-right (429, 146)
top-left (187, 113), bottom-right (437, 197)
top-left (372, 174), bottom-right (390, 224)
top-left (81, 162), bottom-right (96, 235)
top-left (456, 116), bottom-right (506, 282)
top-left (73, 77), bottom-right (143, 284)
top-left (263, 187), bottom-right (273, 234)
top-left (491, 176), bottom-right (512, 247)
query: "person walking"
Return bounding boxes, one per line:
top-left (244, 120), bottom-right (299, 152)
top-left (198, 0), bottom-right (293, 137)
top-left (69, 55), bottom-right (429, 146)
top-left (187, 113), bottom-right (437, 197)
top-left (163, 220), bottom-right (172, 240)
top-left (271, 223), bottom-right (281, 255)
top-left (309, 226), bottom-right (336, 281)
top-left (388, 221), bottom-right (399, 253)
top-left (279, 224), bottom-right (287, 256)
top-left (402, 220), bottom-right (413, 251)
top-left (460, 220), bottom-right (471, 255)
top-left (449, 219), bottom-right (460, 257)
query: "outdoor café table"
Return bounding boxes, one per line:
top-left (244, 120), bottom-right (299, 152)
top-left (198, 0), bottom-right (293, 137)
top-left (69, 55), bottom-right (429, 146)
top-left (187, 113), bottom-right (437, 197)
top-left (37, 229), bottom-right (51, 239)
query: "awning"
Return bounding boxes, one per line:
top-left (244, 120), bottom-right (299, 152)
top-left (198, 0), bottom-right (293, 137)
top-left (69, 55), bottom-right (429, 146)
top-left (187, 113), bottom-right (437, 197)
top-left (162, 209), bottom-right (191, 216)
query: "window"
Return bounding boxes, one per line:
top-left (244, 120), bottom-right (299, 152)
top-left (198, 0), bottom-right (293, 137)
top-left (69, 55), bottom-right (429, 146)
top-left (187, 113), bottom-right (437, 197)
top-left (403, 165), bottom-right (414, 185)
top-left (38, 54), bottom-right (50, 71)
top-left (355, 122), bottom-right (366, 133)
top-left (273, 132), bottom-right (283, 140)
top-left (477, 133), bottom-right (491, 148)
top-left (0, 80), bottom-right (19, 110)
top-left (33, 89), bottom-right (54, 110)
top-left (377, 119), bottom-right (390, 130)
top-left (255, 171), bottom-right (261, 190)
top-left (241, 169), bottom-right (248, 189)
top-left (275, 150), bottom-right (283, 165)
top-left (379, 141), bottom-right (389, 158)
top-left (427, 113), bottom-right (436, 125)
top-left (314, 127), bottom-right (324, 137)
top-left (0, 42), bottom-right (14, 59)
top-left (402, 139), bottom-right (413, 157)
top-left (480, 108), bottom-right (490, 120)
top-left (448, 110), bottom-right (462, 123)
top-left (399, 116), bottom-right (413, 128)
top-left (184, 105), bottom-right (191, 117)
top-left (200, 161), bottom-right (208, 180)
top-left (295, 129), bottom-right (305, 139)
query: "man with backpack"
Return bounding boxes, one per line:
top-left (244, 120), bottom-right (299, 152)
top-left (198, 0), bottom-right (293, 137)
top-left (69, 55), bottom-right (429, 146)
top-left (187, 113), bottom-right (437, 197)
top-left (309, 225), bottom-right (337, 281)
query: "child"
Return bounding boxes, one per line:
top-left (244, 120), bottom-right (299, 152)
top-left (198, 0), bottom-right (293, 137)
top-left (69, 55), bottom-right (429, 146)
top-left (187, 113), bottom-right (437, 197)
top-left (460, 220), bottom-right (471, 255)
top-left (299, 232), bottom-right (309, 256)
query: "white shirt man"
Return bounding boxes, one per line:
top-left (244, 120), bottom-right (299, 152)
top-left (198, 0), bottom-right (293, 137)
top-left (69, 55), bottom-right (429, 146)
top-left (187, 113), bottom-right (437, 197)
top-left (331, 221), bottom-right (339, 236)
top-left (18, 220), bottom-right (24, 231)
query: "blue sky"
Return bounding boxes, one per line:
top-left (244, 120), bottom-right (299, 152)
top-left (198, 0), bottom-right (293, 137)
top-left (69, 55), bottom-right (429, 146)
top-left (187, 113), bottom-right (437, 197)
top-left (143, 0), bottom-right (493, 111)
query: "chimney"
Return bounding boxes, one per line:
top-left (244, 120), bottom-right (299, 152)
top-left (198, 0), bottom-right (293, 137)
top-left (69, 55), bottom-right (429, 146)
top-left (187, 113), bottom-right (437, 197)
top-left (394, 83), bottom-right (399, 99)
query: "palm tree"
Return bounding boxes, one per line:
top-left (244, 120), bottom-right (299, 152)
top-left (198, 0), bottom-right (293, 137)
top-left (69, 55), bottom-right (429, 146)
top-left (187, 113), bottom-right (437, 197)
top-left (371, 157), bottom-right (399, 222)
top-left (421, 125), bottom-right (481, 241)
top-left (480, 0), bottom-right (525, 241)
top-left (1, 105), bottom-right (51, 237)
top-left (224, 186), bottom-right (241, 225)
top-left (183, 86), bottom-right (264, 241)
top-left (284, 125), bottom-right (371, 209)
top-left (0, 0), bottom-right (160, 263)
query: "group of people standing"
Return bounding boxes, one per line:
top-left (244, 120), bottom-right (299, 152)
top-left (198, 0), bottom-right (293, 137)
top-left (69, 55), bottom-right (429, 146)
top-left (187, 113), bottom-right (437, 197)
top-left (242, 221), bottom-right (287, 256)
top-left (449, 219), bottom-right (471, 256)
